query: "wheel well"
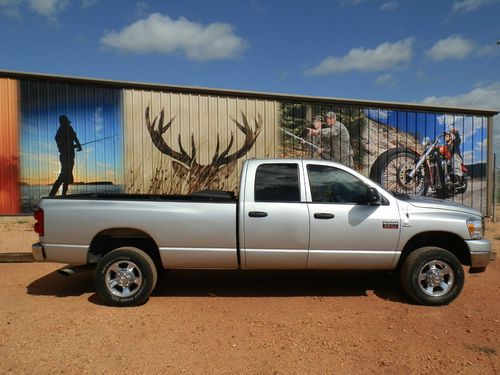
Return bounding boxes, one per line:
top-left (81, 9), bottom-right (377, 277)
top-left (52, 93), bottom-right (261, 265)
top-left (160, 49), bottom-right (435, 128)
top-left (398, 231), bottom-right (471, 268)
top-left (88, 228), bottom-right (162, 270)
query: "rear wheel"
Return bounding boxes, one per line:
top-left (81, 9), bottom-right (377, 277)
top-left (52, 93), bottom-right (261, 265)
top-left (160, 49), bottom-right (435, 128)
top-left (95, 247), bottom-right (158, 307)
top-left (400, 247), bottom-right (464, 306)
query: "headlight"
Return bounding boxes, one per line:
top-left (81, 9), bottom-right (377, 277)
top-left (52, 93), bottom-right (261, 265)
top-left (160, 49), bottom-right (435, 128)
top-left (466, 218), bottom-right (483, 239)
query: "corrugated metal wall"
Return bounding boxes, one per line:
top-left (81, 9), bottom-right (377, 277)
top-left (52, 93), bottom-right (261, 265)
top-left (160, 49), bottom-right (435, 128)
top-left (0, 78), bottom-right (20, 214)
top-left (19, 80), bottom-right (123, 213)
top-left (123, 89), bottom-right (280, 194)
top-left (0, 74), bottom-right (493, 214)
top-left (280, 102), bottom-right (488, 213)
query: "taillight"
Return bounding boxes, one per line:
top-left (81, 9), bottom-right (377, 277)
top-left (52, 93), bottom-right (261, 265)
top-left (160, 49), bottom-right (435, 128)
top-left (34, 208), bottom-right (44, 236)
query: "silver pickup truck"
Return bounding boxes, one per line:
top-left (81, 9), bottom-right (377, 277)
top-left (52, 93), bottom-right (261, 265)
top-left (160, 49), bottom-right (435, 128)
top-left (32, 159), bottom-right (492, 307)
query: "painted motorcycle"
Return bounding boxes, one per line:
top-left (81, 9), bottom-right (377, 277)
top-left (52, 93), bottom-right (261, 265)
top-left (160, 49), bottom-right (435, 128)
top-left (370, 131), bottom-right (468, 198)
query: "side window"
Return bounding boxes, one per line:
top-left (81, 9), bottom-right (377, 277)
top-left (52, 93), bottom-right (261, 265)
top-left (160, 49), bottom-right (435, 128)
top-left (255, 164), bottom-right (300, 202)
top-left (307, 165), bottom-right (368, 204)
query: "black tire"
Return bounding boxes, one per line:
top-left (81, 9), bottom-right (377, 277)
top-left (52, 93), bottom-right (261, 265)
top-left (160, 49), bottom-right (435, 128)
top-left (370, 148), bottom-right (429, 196)
top-left (400, 247), bottom-right (464, 306)
top-left (95, 246), bottom-right (158, 307)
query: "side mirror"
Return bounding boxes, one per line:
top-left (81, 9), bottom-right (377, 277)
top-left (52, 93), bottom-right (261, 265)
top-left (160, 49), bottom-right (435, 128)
top-left (367, 187), bottom-right (381, 204)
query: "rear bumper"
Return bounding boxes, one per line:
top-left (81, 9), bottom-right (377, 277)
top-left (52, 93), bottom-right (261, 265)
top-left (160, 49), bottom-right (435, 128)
top-left (32, 242), bottom-right (46, 262)
top-left (466, 239), bottom-right (493, 272)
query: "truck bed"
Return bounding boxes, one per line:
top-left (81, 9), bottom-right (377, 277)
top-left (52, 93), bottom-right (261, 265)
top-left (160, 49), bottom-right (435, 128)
top-left (39, 190), bottom-right (238, 268)
top-left (44, 189), bottom-right (237, 202)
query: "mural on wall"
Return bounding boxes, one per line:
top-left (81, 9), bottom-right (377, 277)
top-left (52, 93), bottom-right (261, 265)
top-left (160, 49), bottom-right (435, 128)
top-left (20, 81), bottom-right (124, 212)
top-left (123, 90), bottom-right (280, 195)
top-left (145, 106), bottom-right (262, 193)
top-left (0, 77), bottom-right (489, 214)
top-left (280, 103), bottom-right (487, 212)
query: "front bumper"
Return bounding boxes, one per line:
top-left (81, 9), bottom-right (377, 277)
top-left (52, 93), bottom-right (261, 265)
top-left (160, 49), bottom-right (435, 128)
top-left (466, 239), bottom-right (493, 272)
top-left (32, 242), bottom-right (46, 262)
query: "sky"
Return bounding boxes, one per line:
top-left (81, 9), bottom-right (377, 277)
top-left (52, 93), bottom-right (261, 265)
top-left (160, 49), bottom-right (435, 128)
top-left (0, 0), bottom-right (499, 157)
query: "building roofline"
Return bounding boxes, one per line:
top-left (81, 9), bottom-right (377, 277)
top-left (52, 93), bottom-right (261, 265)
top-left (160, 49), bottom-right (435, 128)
top-left (1, 69), bottom-right (498, 116)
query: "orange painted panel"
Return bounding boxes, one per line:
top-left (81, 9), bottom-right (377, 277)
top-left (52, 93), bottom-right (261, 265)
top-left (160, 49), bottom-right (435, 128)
top-left (0, 78), bottom-right (20, 214)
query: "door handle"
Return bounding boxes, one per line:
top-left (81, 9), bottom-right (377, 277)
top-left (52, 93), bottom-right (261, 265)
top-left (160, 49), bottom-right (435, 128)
top-left (249, 211), bottom-right (268, 218)
top-left (314, 213), bottom-right (335, 219)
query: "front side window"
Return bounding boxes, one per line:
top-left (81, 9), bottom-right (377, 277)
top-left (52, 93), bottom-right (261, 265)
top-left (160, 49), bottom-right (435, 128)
top-left (307, 165), bottom-right (368, 204)
top-left (254, 164), bottom-right (300, 202)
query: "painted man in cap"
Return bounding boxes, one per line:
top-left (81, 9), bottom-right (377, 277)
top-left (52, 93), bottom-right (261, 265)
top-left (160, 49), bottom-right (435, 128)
top-left (49, 115), bottom-right (82, 196)
top-left (321, 111), bottom-right (353, 166)
top-left (303, 115), bottom-right (324, 159)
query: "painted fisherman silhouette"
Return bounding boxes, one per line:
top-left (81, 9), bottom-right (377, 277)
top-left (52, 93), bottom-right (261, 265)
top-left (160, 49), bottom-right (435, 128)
top-left (49, 115), bottom-right (82, 196)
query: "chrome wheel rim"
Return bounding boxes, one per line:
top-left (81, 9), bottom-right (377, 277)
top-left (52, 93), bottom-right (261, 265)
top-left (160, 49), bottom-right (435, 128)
top-left (417, 260), bottom-right (454, 297)
top-left (105, 260), bottom-right (143, 298)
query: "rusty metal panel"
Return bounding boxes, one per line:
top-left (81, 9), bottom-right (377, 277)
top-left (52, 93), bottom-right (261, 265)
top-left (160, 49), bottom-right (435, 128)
top-left (0, 78), bottom-right (20, 214)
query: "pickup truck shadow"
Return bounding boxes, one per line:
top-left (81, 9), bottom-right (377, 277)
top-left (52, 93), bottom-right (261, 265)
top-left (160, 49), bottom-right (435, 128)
top-left (27, 269), bottom-right (414, 305)
top-left (27, 268), bottom-right (94, 297)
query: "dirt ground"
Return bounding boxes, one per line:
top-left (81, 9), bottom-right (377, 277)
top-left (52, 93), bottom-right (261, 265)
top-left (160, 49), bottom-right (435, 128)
top-left (0, 215), bottom-right (498, 374)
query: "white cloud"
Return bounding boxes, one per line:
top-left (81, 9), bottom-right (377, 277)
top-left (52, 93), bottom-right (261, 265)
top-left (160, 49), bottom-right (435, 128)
top-left (451, 0), bottom-right (494, 14)
top-left (463, 150), bottom-right (474, 164)
top-left (341, 0), bottom-right (365, 6)
top-left (93, 106), bottom-right (104, 136)
top-left (0, 0), bottom-right (21, 7)
top-left (28, 0), bottom-right (67, 18)
top-left (421, 82), bottom-right (500, 110)
top-left (426, 35), bottom-right (473, 62)
top-left (374, 73), bottom-right (395, 86)
top-left (101, 13), bottom-right (247, 62)
top-left (380, 1), bottom-right (398, 11)
top-left (421, 83), bottom-right (500, 156)
top-left (0, 0), bottom-right (67, 19)
top-left (81, 0), bottom-right (98, 8)
top-left (477, 44), bottom-right (500, 57)
top-left (477, 138), bottom-right (488, 150)
top-left (0, 0), bottom-right (21, 17)
top-left (305, 38), bottom-right (414, 76)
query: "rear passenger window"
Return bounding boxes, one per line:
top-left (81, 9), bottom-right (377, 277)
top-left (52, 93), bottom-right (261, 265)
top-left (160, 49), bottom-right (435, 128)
top-left (254, 164), bottom-right (300, 202)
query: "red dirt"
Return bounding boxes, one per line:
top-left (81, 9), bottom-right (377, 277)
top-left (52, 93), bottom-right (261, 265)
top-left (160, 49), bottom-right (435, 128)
top-left (0, 216), bottom-right (498, 374)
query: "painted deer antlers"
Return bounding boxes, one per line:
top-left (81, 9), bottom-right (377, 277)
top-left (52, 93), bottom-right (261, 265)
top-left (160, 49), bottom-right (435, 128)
top-left (145, 106), bottom-right (262, 167)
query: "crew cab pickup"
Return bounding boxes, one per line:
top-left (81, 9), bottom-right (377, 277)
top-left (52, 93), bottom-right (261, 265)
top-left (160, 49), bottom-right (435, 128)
top-left (32, 159), bottom-right (492, 307)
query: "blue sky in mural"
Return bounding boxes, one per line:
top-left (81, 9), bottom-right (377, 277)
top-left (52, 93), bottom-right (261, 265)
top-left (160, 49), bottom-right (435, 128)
top-left (20, 82), bottom-right (123, 185)
top-left (0, 0), bottom-right (499, 156)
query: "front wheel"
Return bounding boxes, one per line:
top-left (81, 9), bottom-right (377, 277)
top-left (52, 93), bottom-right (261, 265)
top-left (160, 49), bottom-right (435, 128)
top-left (400, 247), bottom-right (464, 306)
top-left (95, 247), bottom-right (158, 307)
top-left (371, 148), bottom-right (429, 196)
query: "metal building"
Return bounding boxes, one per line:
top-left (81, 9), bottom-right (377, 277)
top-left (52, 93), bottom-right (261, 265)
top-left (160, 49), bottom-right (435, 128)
top-left (0, 70), bottom-right (497, 215)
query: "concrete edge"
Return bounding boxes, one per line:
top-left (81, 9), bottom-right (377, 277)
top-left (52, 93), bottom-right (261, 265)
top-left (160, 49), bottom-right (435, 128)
top-left (0, 253), bottom-right (35, 263)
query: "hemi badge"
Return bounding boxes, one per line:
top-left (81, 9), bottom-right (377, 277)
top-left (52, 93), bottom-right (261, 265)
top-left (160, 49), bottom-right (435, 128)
top-left (383, 221), bottom-right (399, 229)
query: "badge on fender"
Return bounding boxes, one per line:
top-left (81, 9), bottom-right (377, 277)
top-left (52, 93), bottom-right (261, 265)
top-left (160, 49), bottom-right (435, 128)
top-left (383, 221), bottom-right (399, 229)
